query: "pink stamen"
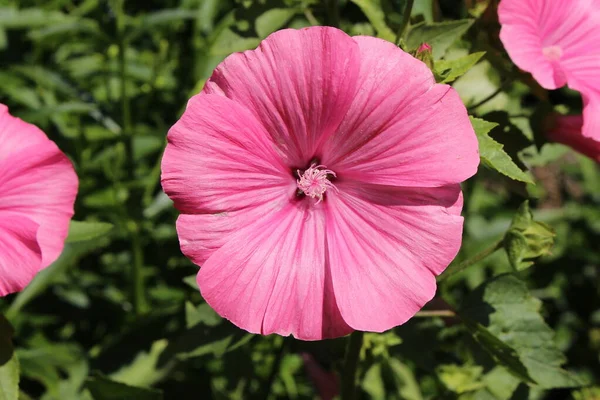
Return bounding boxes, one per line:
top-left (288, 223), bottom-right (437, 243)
top-left (297, 164), bottom-right (338, 203)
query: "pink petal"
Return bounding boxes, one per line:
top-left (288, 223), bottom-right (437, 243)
top-left (161, 94), bottom-right (294, 214)
top-left (196, 203), bottom-right (351, 340)
top-left (325, 184), bottom-right (464, 331)
top-left (176, 201), bottom-right (284, 266)
top-left (0, 104), bottom-right (47, 159)
top-left (0, 108), bottom-right (78, 268)
top-left (499, 0), bottom-right (600, 90)
top-left (564, 56), bottom-right (600, 140)
top-left (203, 27), bottom-right (361, 167)
top-left (322, 37), bottom-right (478, 186)
top-left (581, 94), bottom-right (600, 140)
top-left (546, 113), bottom-right (600, 161)
top-left (0, 215), bottom-right (42, 296)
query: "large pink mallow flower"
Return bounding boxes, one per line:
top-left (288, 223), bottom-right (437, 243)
top-left (161, 27), bottom-right (479, 340)
top-left (498, 0), bottom-right (600, 140)
top-left (546, 114), bottom-right (600, 162)
top-left (0, 104), bottom-right (78, 296)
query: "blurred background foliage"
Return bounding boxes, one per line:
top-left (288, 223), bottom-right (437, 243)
top-left (0, 0), bottom-right (599, 399)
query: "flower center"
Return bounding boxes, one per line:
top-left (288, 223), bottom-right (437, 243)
top-left (543, 45), bottom-right (563, 61)
top-left (296, 164), bottom-right (337, 203)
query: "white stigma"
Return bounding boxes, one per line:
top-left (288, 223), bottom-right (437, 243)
top-left (297, 164), bottom-right (337, 203)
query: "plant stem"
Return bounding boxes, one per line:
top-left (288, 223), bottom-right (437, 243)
top-left (303, 8), bottom-right (319, 26)
top-left (396, 0), bottom-right (415, 45)
top-left (116, 3), bottom-right (147, 316)
top-left (326, 0), bottom-right (340, 28)
top-left (414, 310), bottom-right (456, 318)
top-left (262, 337), bottom-right (288, 399)
top-left (438, 238), bottom-right (504, 282)
top-left (341, 331), bottom-right (364, 400)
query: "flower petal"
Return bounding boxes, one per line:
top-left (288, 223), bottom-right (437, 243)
top-left (499, 0), bottom-right (600, 90)
top-left (325, 185), bottom-right (464, 331)
top-left (204, 27), bottom-right (361, 166)
top-left (162, 94), bottom-right (294, 214)
top-left (546, 114), bottom-right (600, 161)
top-left (177, 200), bottom-right (284, 266)
top-left (322, 36), bottom-right (478, 187)
top-left (0, 214), bottom-right (42, 296)
top-left (0, 112), bottom-right (77, 268)
top-left (0, 104), bottom-right (47, 160)
top-left (197, 203), bottom-right (351, 340)
top-left (581, 94), bottom-right (600, 141)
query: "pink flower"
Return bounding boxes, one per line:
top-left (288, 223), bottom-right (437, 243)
top-left (161, 27), bottom-right (479, 340)
top-left (545, 114), bottom-right (600, 162)
top-left (0, 104), bottom-right (78, 296)
top-left (498, 0), bottom-right (600, 140)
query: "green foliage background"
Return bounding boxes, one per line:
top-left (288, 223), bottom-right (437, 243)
top-left (0, 0), bottom-right (599, 399)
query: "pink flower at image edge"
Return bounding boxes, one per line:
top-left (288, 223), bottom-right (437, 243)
top-left (0, 104), bottom-right (78, 296)
top-left (161, 27), bottom-right (480, 340)
top-left (546, 114), bottom-right (600, 162)
top-left (498, 0), bottom-right (600, 140)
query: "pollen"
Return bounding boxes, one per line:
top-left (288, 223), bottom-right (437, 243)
top-left (542, 45), bottom-right (563, 61)
top-left (296, 164), bottom-right (337, 203)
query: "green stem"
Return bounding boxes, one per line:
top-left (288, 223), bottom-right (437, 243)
top-left (129, 224), bottom-right (147, 315)
top-left (116, 3), bottom-right (146, 316)
top-left (438, 238), bottom-right (504, 282)
top-left (326, 0), bottom-right (340, 28)
top-left (396, 0), bottom-right (415, 45)
top-left (414, 310), bottom-right (456, 318)
top-left (262, 338), bottom-right (288, 399)
top-left (303, 8), bottom-right (319, 26)
top-left (341, 331), bottom-right (364, 400)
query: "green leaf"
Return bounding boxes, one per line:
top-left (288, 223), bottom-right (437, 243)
top-left (471, 117), bottom-right (534, 184)
top-left (0, 352), bottom-right (19, 400)
top-left (86, 376), bottom-right (162, 400)
top-left (0, 316), bottom-right (18, 400)
top-left (437, 364), bottom-right (485, 394)
top-left (504, 201), bottom-right (555, 271)
top-left (460, 274), bottom-right (587, 389)
top-left (435, 52), bottom-right (485, 83)
top-left (387, 359), bottom-right (423, 400)
top-left (66, 220), bottom-right (114, 243)
top-left (349, 0), bottom-right (396, 42)
top-left (405, 19), bottom-right (474, 59)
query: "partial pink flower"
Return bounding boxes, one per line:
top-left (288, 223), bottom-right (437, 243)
top-left (498, 0), bottom-right (600, 139)
top-left (161, 27), bottom-right (479, 340)
top-left (545, 114), bottom-right (600, 162)
top-left (0, 104), bottom-right (78, 296)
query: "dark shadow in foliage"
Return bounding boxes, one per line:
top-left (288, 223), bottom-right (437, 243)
top-left (157, 319), bottom-right (251, 367)
top-left (0, 314), bottom-right (15, 365)
top-left (483, 111), bottom-right (532, 172)
top-left (92, 305), bottom-right (183, 373)
top-left (86, 373), bottom-right (163, 400)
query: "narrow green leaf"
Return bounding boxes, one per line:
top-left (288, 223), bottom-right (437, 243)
top-left (405, 19), bottom-right (474, 58)
top-left (67, 220), bottom-right (113, 244)
top-left (349, 0), bottom-right (396, 42)
top-left (471, 117), bottom-right (534, 184)
top-left (86, 376), bottom-right (162, 400)
top-left (460, 274), bottom-right (588, 389)
top-left (435, 52), bottom-right (485, 83)
top-left (6, 236), bottom-right (111, 319)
